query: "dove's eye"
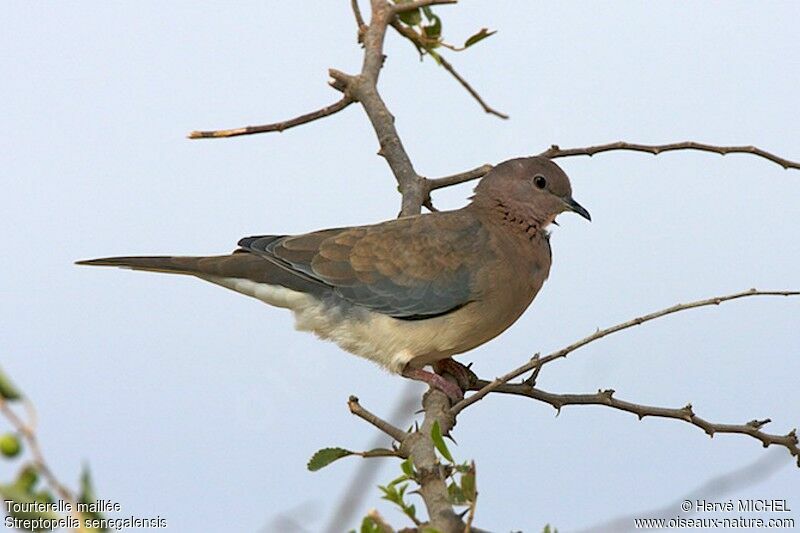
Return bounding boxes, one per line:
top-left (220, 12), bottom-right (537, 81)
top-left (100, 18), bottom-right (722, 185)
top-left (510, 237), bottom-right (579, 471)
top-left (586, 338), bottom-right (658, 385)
top-left (533, 175), bottom-right (547, 189)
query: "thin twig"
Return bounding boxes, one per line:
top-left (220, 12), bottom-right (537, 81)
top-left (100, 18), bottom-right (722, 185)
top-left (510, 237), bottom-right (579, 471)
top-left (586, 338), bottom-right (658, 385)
top-left (358, 448), bottom-right (405, 459)
top-left (391, 0), bottom-right (458, 13)
top-left (521, 353), bottom-right (541, 387)
top-left (351, 0), bottom-right (366, 30)
top-left (451, 289), bottom-right (800, 415)
top-left (436, 55), bottom-right (508, 119)
top-left (0, 398), bottom-right (79, 515)
top-left (325, 384), bottom-right (418, 532)
top-left (539, 141), bottom-right (800, 171)
top-left (390, 21), bottom-right (507, 120)
top-left (348, 395), bottom-right (409, 443)
top-left (469, 383), bottom-right (800, 467)
top-left (188, 96), bottom-right (353, 139)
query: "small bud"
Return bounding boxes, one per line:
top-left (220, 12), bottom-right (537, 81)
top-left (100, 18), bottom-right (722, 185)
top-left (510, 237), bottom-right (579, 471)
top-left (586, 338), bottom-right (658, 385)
top-left (0, 433), bottom-right (22, 458)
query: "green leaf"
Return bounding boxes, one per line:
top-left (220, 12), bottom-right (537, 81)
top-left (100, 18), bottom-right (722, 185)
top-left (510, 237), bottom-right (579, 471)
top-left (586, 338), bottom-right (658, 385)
top-left (430, 421), bottom-right (454, 463)
top-left (0, 367), bottom-right (22, 400)
top-left (464, 28), bottom-right (496, 48)
top-left (398, 7), bottom-right (422, 26)
top-left (0, 466), bottom-right (60, 527)
top-left (422, 14), bottom-right (442, 41)
top-left (454, 462), bottom-right (471, 474)
top-left (0, 484), bottom-right (61, 525)
top-left (78, 464), bottom-right (109, 530)
top-left (400, 457), bottom-right (415, 477)
top-left (461, 471), bottom-right (476, 501)
top-left (79, 465), bottom-right (97, 504)
top-left (16, 465), bottom-right (39, 493)
top-left (422, 6), bottom-right (434, 19)
top-left (379, 483), bottom-right (401, 505)
top-left (542, 525), bottom-right (559, 533)
top-left (359, 516), bottom-right (381, 533)
top-left (387, 472), bottom-right (410, 487)
top-left (447, 481), bottom-right (466, 505)
top-left (307, 447), bottom-right (355, 471)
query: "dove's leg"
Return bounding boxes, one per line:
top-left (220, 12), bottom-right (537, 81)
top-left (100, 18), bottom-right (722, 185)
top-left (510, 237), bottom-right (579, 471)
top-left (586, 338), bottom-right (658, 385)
top-left (433, 358), bottom-right (477, 391)
top-left (401, 367), bottom-right (464, 401)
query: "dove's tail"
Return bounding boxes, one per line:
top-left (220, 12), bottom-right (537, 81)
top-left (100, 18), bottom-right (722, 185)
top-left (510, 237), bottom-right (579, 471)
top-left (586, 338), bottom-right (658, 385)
top-left (75, 254), bottom-right (331, 299)
top-left (75, 256), bottom-right (209, 275)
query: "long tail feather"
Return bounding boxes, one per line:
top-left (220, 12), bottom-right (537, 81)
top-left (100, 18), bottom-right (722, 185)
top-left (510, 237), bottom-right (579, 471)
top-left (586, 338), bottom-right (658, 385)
top-left (75, 256), bottom-right (208, 275)
top-left (76, 254), bottom-right (331, 298)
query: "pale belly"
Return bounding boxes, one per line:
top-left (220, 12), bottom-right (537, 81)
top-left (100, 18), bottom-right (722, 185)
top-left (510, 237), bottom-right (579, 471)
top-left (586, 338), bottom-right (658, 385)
top-left (199, 276), bottom-right (510, 373)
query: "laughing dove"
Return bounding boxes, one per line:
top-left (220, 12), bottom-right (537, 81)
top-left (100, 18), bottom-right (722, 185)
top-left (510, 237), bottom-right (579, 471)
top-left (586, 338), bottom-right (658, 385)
top-left (77, 156), bottom-right (590, 399)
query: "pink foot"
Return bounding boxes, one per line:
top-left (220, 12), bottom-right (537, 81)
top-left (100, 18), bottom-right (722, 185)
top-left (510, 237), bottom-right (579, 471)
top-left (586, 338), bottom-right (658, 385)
top-left (433, 358), bottom-right (477, 390)
top-left (402, 367), bottom-right (464, 401)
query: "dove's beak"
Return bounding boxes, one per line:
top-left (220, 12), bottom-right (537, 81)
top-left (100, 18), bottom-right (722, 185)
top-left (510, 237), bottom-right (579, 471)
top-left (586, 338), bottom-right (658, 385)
top-left (564, 197), bottom-right (591, 221)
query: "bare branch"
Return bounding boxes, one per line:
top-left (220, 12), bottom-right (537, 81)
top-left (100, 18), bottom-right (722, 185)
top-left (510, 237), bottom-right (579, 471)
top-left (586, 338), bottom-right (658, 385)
top-left (468, 383), bottom-right (800, 467)
top-left (539, 141), bottom-right (800, 170)
top-left (328, 0), bottom-right (427, 216)
top-left (348, 395), bottom-right (409, 443)
top-left (422, 163), bottom-right (493, 210)
top-left (427, 164), bottom-right (493, 191)
top-left (391, 0), bottom-right (458, 13)
top-left (451, 289), bottom-right (800, 415)
top-left (188, 97), bottom-right (353, 139)
top-left (390, 21), bottom-right (508, 120)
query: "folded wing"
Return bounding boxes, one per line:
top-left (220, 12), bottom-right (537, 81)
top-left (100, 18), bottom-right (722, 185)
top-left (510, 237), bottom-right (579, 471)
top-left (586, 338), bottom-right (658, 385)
top-left (240, 212), bottom-right (485, 319)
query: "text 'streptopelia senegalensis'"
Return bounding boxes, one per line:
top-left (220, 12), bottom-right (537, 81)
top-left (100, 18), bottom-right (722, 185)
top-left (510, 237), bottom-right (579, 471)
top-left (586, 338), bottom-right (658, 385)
top-left (77, 157), bottom-right (590, 399)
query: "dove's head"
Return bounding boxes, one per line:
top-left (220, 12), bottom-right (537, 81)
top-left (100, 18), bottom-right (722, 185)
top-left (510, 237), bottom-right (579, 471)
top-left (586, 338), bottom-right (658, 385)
top-left (472, 156), bottom-right (590, 227)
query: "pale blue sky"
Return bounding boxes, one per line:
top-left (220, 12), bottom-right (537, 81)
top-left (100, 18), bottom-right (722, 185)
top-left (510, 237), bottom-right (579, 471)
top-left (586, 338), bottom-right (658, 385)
top-left (2, 2), bottom-right (798, 532)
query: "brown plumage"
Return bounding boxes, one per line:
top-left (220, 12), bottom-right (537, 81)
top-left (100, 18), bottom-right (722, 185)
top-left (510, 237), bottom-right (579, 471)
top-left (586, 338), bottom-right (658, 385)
top-left (77, 156), bottom-right (590, 399)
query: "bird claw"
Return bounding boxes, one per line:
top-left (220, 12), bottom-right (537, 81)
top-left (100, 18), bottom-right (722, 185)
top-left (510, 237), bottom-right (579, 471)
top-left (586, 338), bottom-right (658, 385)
top-left (402, 367), bottom-right (464, 402)
top-left (433, 358), bottom-right (477, 391)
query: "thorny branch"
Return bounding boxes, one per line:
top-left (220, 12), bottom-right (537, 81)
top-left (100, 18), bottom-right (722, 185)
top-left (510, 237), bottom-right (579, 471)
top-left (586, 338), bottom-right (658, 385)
top-left (540, 141), bottom-right (800, 170)
top-left (468, 383), bottom-right (800, 467)
top-left (348, 389), bottom-right (471, 532)
top-left (452, 289), bottom-right (800, 415)
top-left (423, 140), bottom-right (800, 195)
